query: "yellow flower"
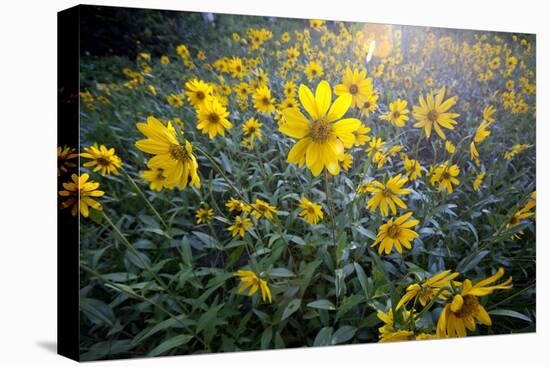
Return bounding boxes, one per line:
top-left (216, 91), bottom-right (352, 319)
top-left (298, 197), bottom-right (324, 224)
top-left (167, 93), bottom-right (184, 108)
top-left (359, 91), bottom-right (379, 117)
top-left (140, 164), bottom-right (169, 192)
top-left (437, 268), bottom-right (512, 338)
top-left (366, 137), bottom-right (385, 159)
top-left (309, 19), bottom-right (325, 31)
top-left (81, 144), bottom-right (122, 176)
top-left (397, 270), bottom-right (460, 309)
top-left (252, 86), bottom-right (275, 114)
top-left (229, 57), bottom-right (246, 79)
top-left (470, 142), bottom-right (479, 162)
top-left (195, 208), bottom-right (214, 224)
top-left (234, 269), bottom-right (272, 303)
top-left (226, 197), bottom-right (249, 213)
top-left (504, 144), bottom-right (530, 160)
top-left (304, 61), bottom-right (324, 81)
top-left (473, 172), bottom-right (486, 191)
top-left (430, 162), bottom-right (460, 193)
top-left (334, 67), bottom-right (374, 108)
top-left (403, 157), bottom-right (422, 181)
top-left (242, 118), bottom-right (263, 142)
top-left (284, 81), bottom-right (297, 98)
top-left (196, 98), bottom-right (233, 139)
top-left (366, 174), bottom-right (411, 216)
top-left (371, 212), bottom-right (419, 254)
top-left (413, 87), bottom-right (459, 139)
top-left (340, 152), bottom-right (353, 171)
top-left (59, 173), bottom-right (104, 217)
top-left (234, 82), bottom-right (251, 100)
top-left (482, 105), bottom-right (496, 123)
top-left (445, 140), bottom-right (456, 154)
top-left (353, 124), bottom-right (371, 146)
top-left (160, 55), bottom-right (170, 65)
top-left (228, 215), bottom-right (253, 238)
top-left (135, 116), bottom-right (200, 189)
top-left (57, 146), bottom-right (78, 176)
top-left (185, 79), bottom-right (213, 108)
top-left (381, 99), bottom-right (410, 127)
top-left (279, 80), bottom-right (360, 176)
top-left (474, 121), bottom-right (491, 144)
top-left (250, 199), bottom-right (277, 220)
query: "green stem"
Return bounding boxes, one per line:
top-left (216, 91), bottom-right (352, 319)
top-left (324, 172), bottom-right (337, 248)
top-left (121, 166), bottom-right (169, 231)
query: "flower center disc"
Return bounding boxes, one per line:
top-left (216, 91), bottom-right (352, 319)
top-left (169, 144), bottom-right (188, 162)
top-left (454, 295), bottom-right (479, 318)
top-left (427, 109), bottom-right (439, 122)
top-left (310, 119), bottom-right (331, 143)
top-left (196, 91), bottom-right (205, 100)
top-left (387, 224), bottom-right (400, 238)
top-left (392, 111), bottom-right (401, 119)
top-left (442, 171), bottom-right (451, 180)
top-left (349, 84), bottom-right (359, 94)
top-left (209, 113), bottom-right (220, 124)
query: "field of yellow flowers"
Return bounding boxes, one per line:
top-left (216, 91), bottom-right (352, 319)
top-left (60, 13), bottom-right (536, 360)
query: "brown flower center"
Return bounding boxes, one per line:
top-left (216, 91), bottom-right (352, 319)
top-left (387, 224), bottom-right (401, 238)
top-left (392, 111), bottom-right (401, 119)
top-left (427, 109), bottom-right (439, 122)
top-left (349, 84), bottom-right (359, 94)
top-left (454, 295), bottom-right (479, 318)
top-left (262, 97), bottom-right (270, 106)
top-left (441, 171), bottom-right (451, 180)
top-left (96, 157), bottom-right (110, 166)
top-left (196, 91), bottom-right (205, 100)
top-left (208, 113), bottom-right (220, 124)
top-left (310, 119), bottom-right (331, 143)
top-left (169, 144), bottom-right (189, 162)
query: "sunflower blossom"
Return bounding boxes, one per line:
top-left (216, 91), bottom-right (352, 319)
top-left (59, 173), bottom-right (104, 217)
top-left (366, 174), bottom-right (411, 216)
top-left (371, 212), bottom-right (419, 254)
top-left (397, 270), bottom-right (460, 310)
top-left (298, 197), bottom-right (324, 224)
top-left (81, 144), bottom-right (122, 176)
top-left (413, 87), bottom-right (459, 139)
top-left (437, 268), bottom-right (512, 338)
top-left (196, 97), bottom-right (233, 139)
top-left (135, 116), bottom-right (200, 190)
top-left (279, 80), bottom-right (361, 176)
top-left (334, 67), bottom-right (374, 108)
top-left (234, 269), bottom-right (272, 303)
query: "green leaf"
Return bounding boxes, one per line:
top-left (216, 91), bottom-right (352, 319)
top-left (331, 325), bottom-right (357, 344)
top-left (282, 299), bottom-right (301, 321)
top-left (489, 309), bottom-right (532, 322)
top-left (307, 299), bottom-right (336, 310)
top-left (313, 327), bottom-right (333, 346)
top-left (260, 327), bottom-right (273, 349)
top-left (132, 315), bottom-right (190, 345)
top-left (457, 250), bottom-right (490, 273)
top-left (354, 262), bottom-right (370, 298)
top-left (147, 334), bottom-right (193, 357)
top-left (80, 298), bottom-right (115, 326)
top-left (267, 267), bottom-right (295, 278)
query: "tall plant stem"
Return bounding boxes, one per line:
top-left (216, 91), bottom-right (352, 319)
top-left (324, 172), bottom-right (337, 248)
top-left (121, 166), bottom-right (169, 231)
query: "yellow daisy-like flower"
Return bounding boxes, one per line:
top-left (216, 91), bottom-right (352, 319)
top-left (403, 157), bottom-right (422, 181)
top-left (81, 144), bottom-right (122, 176)
top-left (229, 57), bottom-right (246, 79)
top-left (279, 80), bottom-right (360, 177)
top-left (445, 140), bottom-right (456, 154)
top-left (381, 98), bottom-right (410, 127)
top-left (482, 105), bottom-right (496, 123)
top-left (250, 199), bottom-right (277, 220)
top-left (340, 152), bottom-right (353, 171)
top-left (195, 207), bottom-right (214, 224)
top-left (284, 81), bottom-right (297, 98)
top-left (413, 87), bottom-right (460, 139)
top-left (334, 67), bottom-right (374, 108)
top-left (185, 79), bottom-right (213, 108)
top-left (226, 197), bottom-right (250, 213)
top-left (140, 164), bottom-right (169, 192)
top-left (396, 270), bottom-right (460, 310)
top-left (366, 174), bottom-right (411, 216)
top-left (167, 93), bottom-right (184, 108)
top-left (252, 86), bottom-right (275, 115)
top-left (228, 215), bottom-right (253, 238)
top-left (242, 118), bottom-right (263, 142)
top-left (160, 55), bottom-right (170, 65)
top-left (298, 197), bottom-right (324, 224)
top-left (359, 91), bottom-right (379, 117)
top-left (371, 212), bottom-right (419, 254)
top-left (234, 269), bottom-right (272, 303)
top-left (353, 124), bottom-right (371, 146)
top-left (366, 137), bottom-right (386, 159)
top-left (473, 172), bottom-right (486, 191)
top-left (57, 146), bottom-right (78, 176)
top-left (304, 61), bottom-right (324, 82)
top-left (59, 173), bottom-right (104, 217)
top-left (196, 98), bottom-right (233, 139)
top-left (437, 268), bottom-right (512, 338)
top-left (430, 162), bottom-right (460, 193)
top-left (135, 116), bottom-right (200, 189)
